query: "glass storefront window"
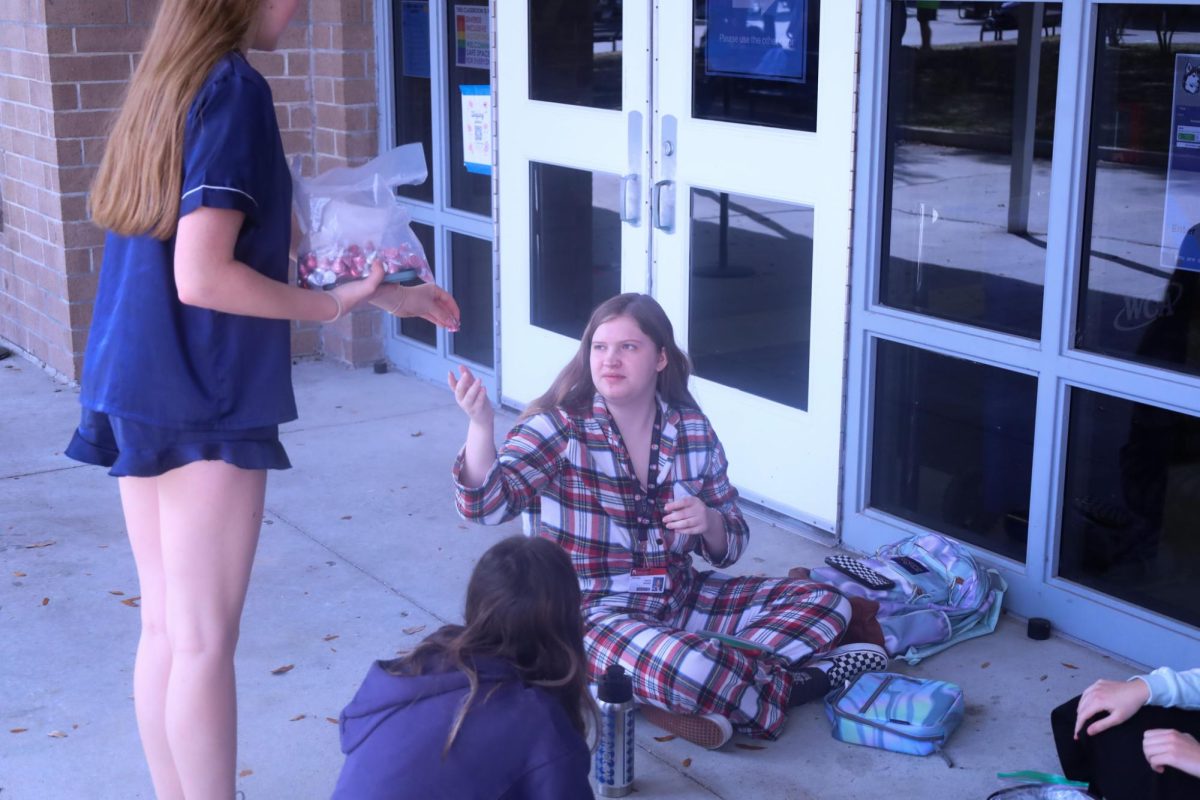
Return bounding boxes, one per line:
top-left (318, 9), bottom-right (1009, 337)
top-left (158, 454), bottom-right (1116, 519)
top-left (870, 340), bottom-right (1036, 562)
top-left (445, 1), bottom-right (492, 216)
top-left (692, 0), bottom-right (820, 132)
top-left (1076, 4), bottom-right (1200, 378)
top-left (398, 222), bottom-right (438, 346)
top-left (880, 1), bottom-right (1061, 339)
top-left (529, 162), bottom-right (621, 339)
top-left (392, 0), bottom-right (435, 203)
top-left (449, 232), bottom-right (494, 366)
top-left (529, 0), bottom-right (622, 110)
top-left (1060, 389), bottom-right (1200, 628)
top-left (688, 189), bottom-right (813, 409)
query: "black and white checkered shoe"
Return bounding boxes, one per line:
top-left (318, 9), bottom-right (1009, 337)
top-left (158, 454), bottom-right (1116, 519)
top-left (813, 643), bottom-right (889, 688)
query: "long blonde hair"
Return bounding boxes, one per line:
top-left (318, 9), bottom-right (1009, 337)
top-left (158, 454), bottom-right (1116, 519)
top-left (89, 0), bottom-right (261, 240)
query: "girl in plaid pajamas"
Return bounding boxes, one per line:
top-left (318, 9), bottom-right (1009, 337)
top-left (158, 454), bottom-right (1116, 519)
top-left (449, 294), bottom-right (887, 748)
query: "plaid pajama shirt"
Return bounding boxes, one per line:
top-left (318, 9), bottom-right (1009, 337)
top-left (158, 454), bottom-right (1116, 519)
top-left (454, 395), bottom-right (850, 738)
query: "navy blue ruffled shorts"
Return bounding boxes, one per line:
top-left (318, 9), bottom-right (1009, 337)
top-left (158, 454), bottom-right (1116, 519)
top-left (65, 408), bottom-right (291, 478)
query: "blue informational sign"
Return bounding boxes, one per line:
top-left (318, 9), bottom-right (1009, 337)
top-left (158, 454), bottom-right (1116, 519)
top-left (705, 0), bottom-right (808, 84)
top-left (401, 1), bottom-right (431, 80)
top-left (1161, 53), bottom-right (1200, 272)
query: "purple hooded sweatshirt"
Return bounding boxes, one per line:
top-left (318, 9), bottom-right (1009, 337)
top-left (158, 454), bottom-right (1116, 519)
top-left (332, 658), bottom-right (594, 799)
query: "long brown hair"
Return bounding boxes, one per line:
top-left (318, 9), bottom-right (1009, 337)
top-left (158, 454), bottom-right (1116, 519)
top-left (384, 536), bottom-right (597, 755)
top-left (522, 293), bottom-right (699, 419)
top-left (89, 0), bottom-right (261, 239)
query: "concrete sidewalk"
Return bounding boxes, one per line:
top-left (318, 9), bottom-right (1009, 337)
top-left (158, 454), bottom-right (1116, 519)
top-left (1, 356), bottom-right (1137, 799)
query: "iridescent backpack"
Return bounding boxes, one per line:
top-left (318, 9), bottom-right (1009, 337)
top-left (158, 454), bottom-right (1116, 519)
top-left (824, 672), bottom-right (964, 758)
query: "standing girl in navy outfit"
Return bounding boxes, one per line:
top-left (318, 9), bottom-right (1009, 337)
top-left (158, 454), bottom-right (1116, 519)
top-left (66, 2), bottom-right (459, 798)
top-left (449, 294), bottom-right (886, 750)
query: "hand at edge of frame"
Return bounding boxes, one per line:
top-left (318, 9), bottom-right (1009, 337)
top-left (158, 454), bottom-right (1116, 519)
top-left (1143, 728), bottom-right (1200, 778)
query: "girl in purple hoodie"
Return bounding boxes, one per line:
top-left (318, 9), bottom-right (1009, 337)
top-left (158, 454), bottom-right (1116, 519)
top-left (333, 536), bottom-right (596, 799)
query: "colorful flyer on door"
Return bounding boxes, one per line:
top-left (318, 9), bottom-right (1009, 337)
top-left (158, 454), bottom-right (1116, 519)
top-left (454, 5), bottom-right (490, 70)
top-left (460, 85), bottom-right (492, 175)
top-left (705, 0), bottom-right (807, 84)
top-left (1160, 53), bottom-right (1200, 272)
top-left (400, 1), bottom-right (430, 79)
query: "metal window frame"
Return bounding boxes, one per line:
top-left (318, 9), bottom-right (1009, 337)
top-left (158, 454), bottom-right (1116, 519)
top-left (845, 0), bottom-right (1200, 669)
top-left (375, 0), bottom-right (500, 390)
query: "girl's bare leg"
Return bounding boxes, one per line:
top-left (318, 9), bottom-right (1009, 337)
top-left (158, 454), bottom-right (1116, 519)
top-left (157, 460), bottom-right (266, 800)
top-left (119, 476), bottom-right (185, 800)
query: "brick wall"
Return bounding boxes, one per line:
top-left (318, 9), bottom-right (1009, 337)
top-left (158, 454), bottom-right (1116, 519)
top-left (0, 0), bottom-right (383, 380)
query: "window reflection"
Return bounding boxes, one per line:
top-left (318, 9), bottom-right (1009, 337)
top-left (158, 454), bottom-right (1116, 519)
top-left (529, 0), bottom-right (622, 110)
top-left (1061, 389), bottom-right (1200, 628)
top-left (529, 162), bottom-right (621, 339)
top-left (688, 189), bottom-right (812, 410)
top-left (392, 0), bottom-right (434, 203)
top-left (450, 233), bottom-right (493, 367)
top-left (445, 0), bottom-right (492, 216)
top-left (871, 340), bottom-right (1036, 563)
top-left (1077, 4), bottom-right (1200, 378)
top-left (692, 0), bottom-right (820, 131)
top-left (881, 1), bottom-right (1061, 339)
top-left (398, 222), bottom-right (437, 346)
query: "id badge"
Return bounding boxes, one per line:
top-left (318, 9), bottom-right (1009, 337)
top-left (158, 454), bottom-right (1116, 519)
top-left (629, 568), bottom-right (669, 594)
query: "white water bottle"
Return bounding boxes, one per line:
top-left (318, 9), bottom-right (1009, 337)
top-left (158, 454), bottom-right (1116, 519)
top-left (594, 663), bottom-right (634, 797)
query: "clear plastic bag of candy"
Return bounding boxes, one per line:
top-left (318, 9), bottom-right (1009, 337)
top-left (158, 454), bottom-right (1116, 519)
top-left (291, 143), bottom-right (435, 290)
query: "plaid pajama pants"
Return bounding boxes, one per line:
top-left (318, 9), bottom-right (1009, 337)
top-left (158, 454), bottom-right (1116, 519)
top-left (584, 572), bottom-right (851, 739)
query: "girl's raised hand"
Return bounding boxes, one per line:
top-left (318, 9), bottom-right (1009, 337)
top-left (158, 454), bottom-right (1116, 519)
top-left (448, 365), bottom-right (493, 425)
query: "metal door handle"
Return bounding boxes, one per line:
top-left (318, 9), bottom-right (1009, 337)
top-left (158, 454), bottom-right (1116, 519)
top-left (653, 179), bottom-right (675, 232)
top-left (619, 174), bottom-right (641, 224)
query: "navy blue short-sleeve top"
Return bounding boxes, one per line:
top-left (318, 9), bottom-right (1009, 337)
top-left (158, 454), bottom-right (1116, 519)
top-left (80, 52), bottom-right (296, 430)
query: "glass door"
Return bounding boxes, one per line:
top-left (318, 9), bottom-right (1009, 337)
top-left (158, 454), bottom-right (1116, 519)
top-left (499, 1), bottom-right (858, 528)
top-left (495, 1), bottom-right (652, 402)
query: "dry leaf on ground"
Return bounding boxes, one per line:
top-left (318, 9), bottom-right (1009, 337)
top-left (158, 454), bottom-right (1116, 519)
top-left (323, 634), bottom-right (339, 642)
top-left (121, 597), bottom-right (141, 607)
top-left (290, 714), bottom-right (306, 722)
top-left (340, 515), bottom-right (352, 520)
top-left (410, 431), bottom-right (423, 437)
top-left (271, 664), bottom-right (295, 676)
top-left (402, 625), bottom-right (426, 635)
top-left (653, 734), bottom-right (676, 742)
top-left (10, 728), bottom-right (28, 734)
top-left (681, 758), bottom-right (692, 768)
top-left (735, 743), bottom-right (766, 751)
top-left (13, 571), bottom-right (26, 577)
top-left (980, 662), bottom-right (990, 669)
top-left (109, 590), bottom-right (125, 596)
top-left (1040, 675), bottom-right (1048, 681)
top-left (25, 541), bottom-right (56, 549)
top-left (41, 597), bottom-right (49, 606)
top-left (47, 730), bottom-right (67, 738)
top-left (326, 717), bottom-right (338, 724)
top-left (1062, 662), bottom-right (1079, 670)
top-left (239, 769), bottom-right (253, 778)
